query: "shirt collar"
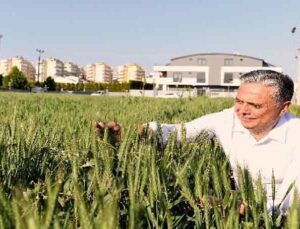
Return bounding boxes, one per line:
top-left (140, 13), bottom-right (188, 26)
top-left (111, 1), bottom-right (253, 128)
top-left (233, 112), bottom-right (247, 133)
top-left (233, 112), bottom-right (288, 144)
top-left (266, 114), bottom-right (288, 144)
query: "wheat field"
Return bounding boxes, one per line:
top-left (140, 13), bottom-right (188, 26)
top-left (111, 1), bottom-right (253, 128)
top-left (0, 92), bottom-right (300, 228)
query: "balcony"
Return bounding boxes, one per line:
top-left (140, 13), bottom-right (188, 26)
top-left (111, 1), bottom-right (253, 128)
top-left (154, 76), bottom-right (208, 86)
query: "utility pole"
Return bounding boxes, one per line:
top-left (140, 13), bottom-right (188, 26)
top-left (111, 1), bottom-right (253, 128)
top-left (36, 48), bottom-right (44, 84)
top-left (292, 27), bottom-right (300, 104)
top-left (0, 34), bottom-right (3, 53)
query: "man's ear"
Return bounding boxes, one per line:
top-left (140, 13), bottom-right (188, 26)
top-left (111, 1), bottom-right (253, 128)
top-left (279, 101), bottom-right (291, 116)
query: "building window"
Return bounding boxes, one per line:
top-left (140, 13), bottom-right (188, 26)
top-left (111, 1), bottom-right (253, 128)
top-left (197, 58), bottom-right (207, 65)
top-left (189, 58), bottom-right (193, 61)
top-left (173, 72), bottom-right (182, 82)
top-left (224, 73), bottom-right (233, 83)
top-left (224, 58), bottom-right (233, 66)
top-left (196, 72), bottom-right (206, 83)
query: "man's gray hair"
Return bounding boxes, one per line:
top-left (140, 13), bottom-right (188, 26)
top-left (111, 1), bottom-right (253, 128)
top-left (240, 70), bottom-right (294, 105)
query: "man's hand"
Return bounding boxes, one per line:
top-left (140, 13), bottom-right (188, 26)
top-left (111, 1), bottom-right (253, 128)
top-left (137, 123), bottom-right (156, 141)
top-left (95, 121), bottom-right (121, 146)
top-left (137, 124), bottom-right (147, 138)
top-left (239, 202), bottom-right (246, 216)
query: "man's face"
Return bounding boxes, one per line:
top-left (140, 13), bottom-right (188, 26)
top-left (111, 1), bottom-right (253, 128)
top-left (235, 83), bottom-right (288, 139)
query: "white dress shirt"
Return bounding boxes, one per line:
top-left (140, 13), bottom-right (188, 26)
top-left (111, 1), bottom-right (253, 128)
top-left (149, 107), bottom-right (300, 210)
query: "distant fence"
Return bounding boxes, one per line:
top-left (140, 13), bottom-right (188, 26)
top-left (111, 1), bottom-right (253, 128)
top-left (129, 90), bottom-right (197, 98)
top-left (0, 88), bottom-right (238, 99)
top-left (206, 91), bottom-right (237, 98)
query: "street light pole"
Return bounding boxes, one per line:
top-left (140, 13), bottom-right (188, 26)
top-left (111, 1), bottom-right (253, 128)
top-left (292, 27), bottom-right (300, 104)
top-left (36, 48), bottom-right (44, 84)
top-left (0, 34), bottom-right (3, 52)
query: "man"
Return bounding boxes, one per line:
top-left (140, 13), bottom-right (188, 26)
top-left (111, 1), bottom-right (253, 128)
top-left (96, 70), bottom-right (300, 212)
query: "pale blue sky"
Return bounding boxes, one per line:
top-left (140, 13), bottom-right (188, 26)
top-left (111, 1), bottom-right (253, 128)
top-left (1, 0), bottom-right (300, 80)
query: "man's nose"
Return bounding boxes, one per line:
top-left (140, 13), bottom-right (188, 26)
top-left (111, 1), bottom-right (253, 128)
top-left (239, 103), bottom-right (250, 114)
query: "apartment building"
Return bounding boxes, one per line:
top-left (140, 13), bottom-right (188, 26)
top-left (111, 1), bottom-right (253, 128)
top-left (39, 58), bottom-right (64, 81)
top-left (117, 64), bottom-right (145, 83)
top-left (64, 61), bottom-right (80, 77)
top-left (0, 56), bottom-right (36, 81)
top-left (79, 67), bottom-right (86, 80)
top-left (153, 53), bottom-right (282, 94)
top-left (85, 62), bottom-right (113, 83)
top-left (0, 59), bottom-right (9, 75)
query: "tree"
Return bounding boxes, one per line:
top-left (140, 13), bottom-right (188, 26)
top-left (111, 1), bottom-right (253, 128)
top-left (3, 66), bottom-right (28, 89)
top-left (26, 81), bottom-right (36, 89)
top-left (44, 76), bottom-right (56, 91)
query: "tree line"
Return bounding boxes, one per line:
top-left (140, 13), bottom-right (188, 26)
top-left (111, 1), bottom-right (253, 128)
top-left (0, 66), bottom-right (146, 92)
